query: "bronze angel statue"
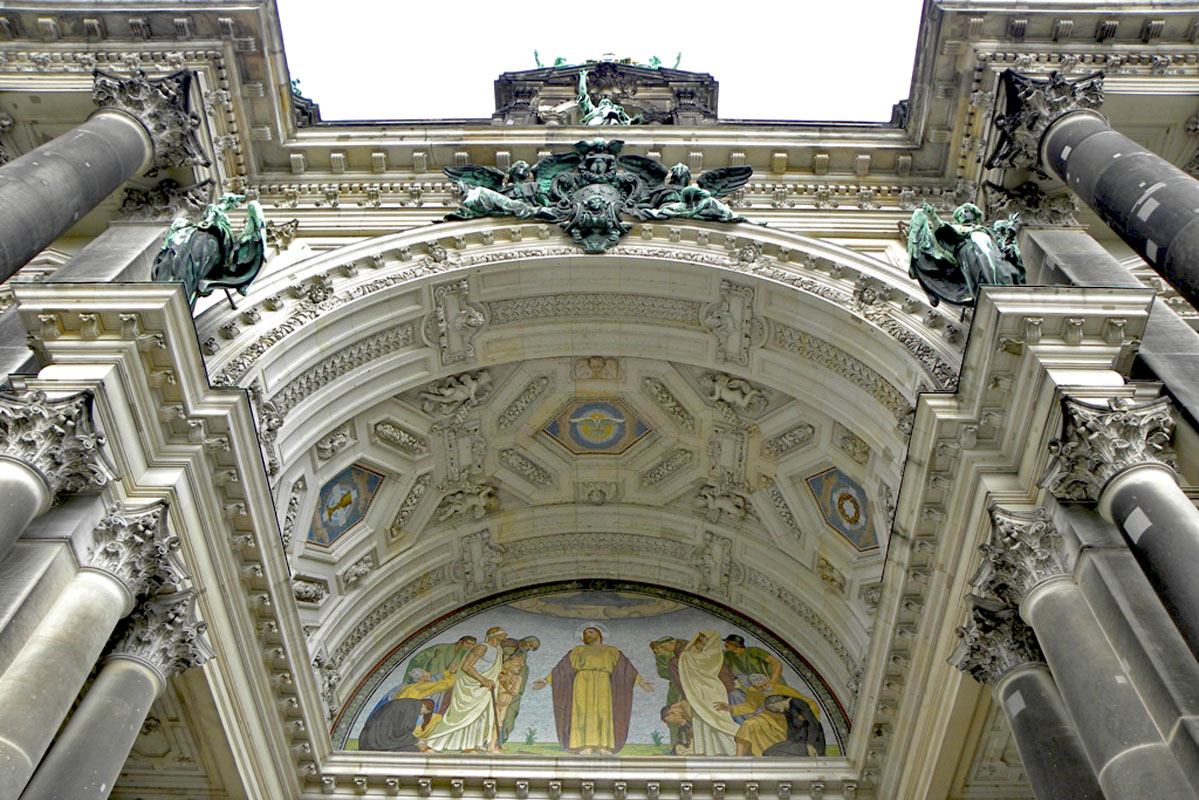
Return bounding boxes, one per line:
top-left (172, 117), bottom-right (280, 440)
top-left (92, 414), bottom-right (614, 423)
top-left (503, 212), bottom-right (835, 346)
top-left (443, 160), bottom-right (557, 221)
top-left (621, 161), bottom-right (753, 223)
top-left (906, 201), bottom-right (1025, 306)
top-left (152, 193), bottom-right (267, 308)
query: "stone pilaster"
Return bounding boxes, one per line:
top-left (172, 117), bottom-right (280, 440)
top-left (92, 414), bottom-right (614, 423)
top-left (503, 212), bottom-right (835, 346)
top-left (986, 69), bottom-right (1105, 175)
top-left (0, 390), bottom-right (111, 560)
top-left (1043, 396), bottom-right (1175, 502)
top-left (92, 69), bottom-right (209, 174)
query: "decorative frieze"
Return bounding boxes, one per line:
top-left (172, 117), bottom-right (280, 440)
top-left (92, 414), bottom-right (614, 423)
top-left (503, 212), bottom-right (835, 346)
top-left (496, 376), bottom-right (551, 431)
top-left (389, 473), bottom-right (432, 537)
top-left (640, 449), bottom-right (693, 487)
top-left (949, 595), bottom-right (1044, 685)
top-left (108, 590), bottom-right (214, 681)
top-left (762, 423), bottom-right (815, 457)
top-left (373, 420), bottom-right (429, 456)
top-left (642, 376), bottom-right (696, 433)
top-left (0, 390), bottom-right (110, 501)
top-left (488, 293), bottom-right (700, 326)
top-left (499, 448), bottom-right (554, 488)
top-left (1043, 396), bottom-right (1175, 502)
top-left (88, 503), bottom-right (187, 598)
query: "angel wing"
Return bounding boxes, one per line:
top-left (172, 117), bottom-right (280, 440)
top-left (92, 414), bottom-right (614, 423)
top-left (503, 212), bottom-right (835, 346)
top-left (531, 152), bottom-right (582, 196)
top-left (696, 165), bottom-right (753, 197)
top-left (443, 164), bottom-right (506, 192)
top-left (906, 204), bottom-right (969, 306)
top-left (618, 155), bottom-right (669, 186)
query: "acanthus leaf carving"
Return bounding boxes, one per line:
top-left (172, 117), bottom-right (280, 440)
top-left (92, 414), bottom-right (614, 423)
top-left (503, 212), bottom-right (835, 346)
top-left (1042, 395), bottom-right (1175, 502)
top-left (92, 69), bottom-right (209, 174)
top-left (390, 473), bottom-right (432, 537)
top-left (0, 390), bottom-right (112, 501)
top-left (973, 506), bottom-right (1071, 604)
top-left (373, 420), bottom-right (429, 456)
top-left (949, 594), bottom-right (1044, 685)
top-left (986, 69), bottom-right (1104, 175)
top-left (642, 376), bottom-right (696, 433)
top-left (497, 376), bottom-right (552, 431)
top-left (108, 589), bottom-right (214, 681)
top-left (499, 448), bottom-right (554, 488)
top-left (87, 503), bottom-right (187, 598)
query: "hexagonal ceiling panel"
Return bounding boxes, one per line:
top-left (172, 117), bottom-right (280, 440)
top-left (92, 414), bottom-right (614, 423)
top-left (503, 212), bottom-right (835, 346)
top-left (543, 397), bottom-right (650, 455)
top-left (806, 467), bottom-right (877, 550)
top-left (308, 464), bottom-right (384, 546)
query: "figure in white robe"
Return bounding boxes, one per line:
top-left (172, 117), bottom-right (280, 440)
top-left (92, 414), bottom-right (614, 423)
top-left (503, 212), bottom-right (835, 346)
top-left (424, 627), bottom-right (506, 753)
top-left (678, 629), bottom-right (739, 755)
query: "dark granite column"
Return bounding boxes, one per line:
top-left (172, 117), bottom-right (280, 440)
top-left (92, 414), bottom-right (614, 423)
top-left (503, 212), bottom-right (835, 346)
top-left (19, 591), bottom-right (212, 800)
top-left (0, 70), bottom-right (207, 282)
top-left (949, 595), bottom-right (1103, 800)
top-left (989, 69), bottom-right (1199, 310)
top-left (1044, 395), bottom-right (1199, 662)
top-left (973, 505), bottom-right (1194, 799)
top-left (0, 391), bottom-right (109, 563)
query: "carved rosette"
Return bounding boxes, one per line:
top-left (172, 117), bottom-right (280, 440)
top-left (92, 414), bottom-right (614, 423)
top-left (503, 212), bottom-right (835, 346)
top-left (92, 69), bottom-right (209, 173)
top-left (949, 595), bottom-right (1044, 685)
top-left (0, 390), bottom-right (111, 502)
top-left (108, 590), bottom-right (214, 681)
top-left (87, 503), bottom-right (188, 598)
top-left (987, 70), bottom-right (1105, 174)
top-left (1043, 396), bottom-right (1176, 502)
top-left (972, 506), bottom-right (1070, 604)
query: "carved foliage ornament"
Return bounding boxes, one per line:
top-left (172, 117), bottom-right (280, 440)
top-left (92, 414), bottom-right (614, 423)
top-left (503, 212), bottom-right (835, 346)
top-left (0, 390), bottom-right (111, 501)
top-left (949, 595), bottom-right (1044, 685)
top-left (108, 589), bottom-right (215, 681)
top-left (1043, 396), bottom-right (1175, 502)
top-left (92, 69), bottom-right (210, 174)
top-left (986, 69), bottom-right (1105, 175)
top-left (88, 503), bottom-right (188, 598)
top-left (973, 506), bottom-right (1070, 605)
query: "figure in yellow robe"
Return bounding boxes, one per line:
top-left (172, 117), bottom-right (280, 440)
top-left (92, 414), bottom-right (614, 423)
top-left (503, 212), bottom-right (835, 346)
top-left (532, 626), bottom-right (652, 755)
top-left (716, 675), bottom-right (820, 757)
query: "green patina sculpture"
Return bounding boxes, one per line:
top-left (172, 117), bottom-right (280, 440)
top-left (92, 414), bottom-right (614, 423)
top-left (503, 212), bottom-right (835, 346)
top-left (906, 201), bottom-right (1025, 307)
top-left (152, 193), bottom-right (267, 308)
top-left (577, 69), bottom-right (643, 126)
top-left (534, 51), bottom-right (571, 69)
top-left (443, 138), bottom-right (754, 253)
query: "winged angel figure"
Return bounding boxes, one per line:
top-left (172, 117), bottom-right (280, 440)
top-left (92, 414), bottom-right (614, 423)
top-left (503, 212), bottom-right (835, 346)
top-left (906, 201), bottom-right (1025, 306)
top-left (444, 138), bottom-right (756, 253)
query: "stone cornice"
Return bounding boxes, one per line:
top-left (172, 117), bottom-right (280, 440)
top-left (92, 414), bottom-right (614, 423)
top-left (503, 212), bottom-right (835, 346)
top-left (1043, 395), bottom-right (1176, 502)
top-left (949, 595), bottom-right (1044, 686)
top-left (108, 589), bottom-right (215, 682)
top-left (0, 389), bottom-right (111, 504)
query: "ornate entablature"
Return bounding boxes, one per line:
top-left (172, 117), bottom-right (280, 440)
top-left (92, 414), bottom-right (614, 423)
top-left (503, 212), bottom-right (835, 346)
top-left (493, 61), bottom-right (719, 125)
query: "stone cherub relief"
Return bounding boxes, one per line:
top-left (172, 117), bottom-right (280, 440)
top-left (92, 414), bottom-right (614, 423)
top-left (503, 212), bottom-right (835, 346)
top-left (906, 201), bottom-right (1026, 307)
top-left (444, 138), bottom-right (754, 253)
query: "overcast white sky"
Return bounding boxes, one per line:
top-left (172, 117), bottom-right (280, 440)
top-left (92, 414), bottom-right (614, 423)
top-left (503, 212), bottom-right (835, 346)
top-left (276, 1), bottom-right (926, 123)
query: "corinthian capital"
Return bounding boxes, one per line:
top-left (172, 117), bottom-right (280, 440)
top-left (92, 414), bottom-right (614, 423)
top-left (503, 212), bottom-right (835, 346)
top-left (108, 590), bottom-right (214, 682)
top-left (986, 70), bottom-right (1105, 175)
top-left (0, 390), bottom-right (111, 501)
top-left (86, 503), bottom-right (188, 598)
top-left (949, 595), bottom-right (1044, 685)
top-left (1043, 396), bottom-right (1176, 502)
top-left (973, 506), bottom-right (1071, 604)
top-left (92, 69), bottom-right (209, 174)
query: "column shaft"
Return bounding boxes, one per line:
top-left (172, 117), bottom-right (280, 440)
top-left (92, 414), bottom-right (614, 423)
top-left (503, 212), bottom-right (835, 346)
top-left (1044, 111), bottom-right (1199, 311)
top-left (0, 571), bottom-right (131, 799)
top-left (0, 111), bottom-right (150, 282)
top-left (1022, 578), bottom-right (1193, 799)
top-left (0, 460), bottom-right (51, 562)
top-left (19, 659), bottom-right (161, 800)
top-left (995, 664), bottom-right (1104, 800)
top-left (1101, 463), bottom-right (1199, 662)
